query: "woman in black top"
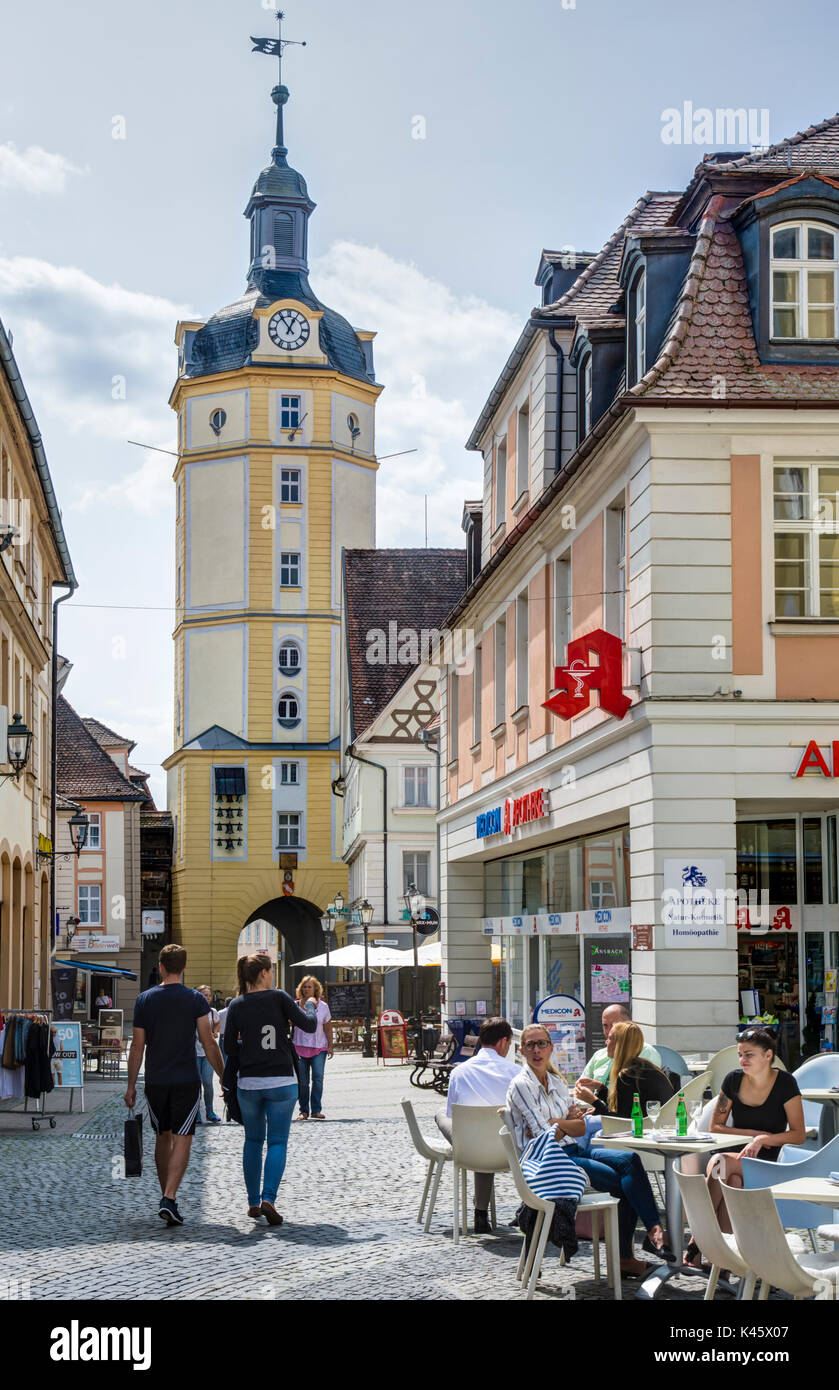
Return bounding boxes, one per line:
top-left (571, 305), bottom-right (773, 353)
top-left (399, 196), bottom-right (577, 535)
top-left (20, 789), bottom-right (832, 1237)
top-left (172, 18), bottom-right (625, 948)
top-left (223, 954), bottom-right (316, 1225)
top-left (689, 1028), bottom-right (805, 1259)
top-left (576, 1021), bottom-right (674, 1119)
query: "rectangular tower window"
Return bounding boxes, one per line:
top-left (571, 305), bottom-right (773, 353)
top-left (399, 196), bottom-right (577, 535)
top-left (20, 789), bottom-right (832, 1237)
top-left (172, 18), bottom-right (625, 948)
top-left (494, 618), bottom-right (507, 727)
top-left (554, 554), bottom-right (572, 668)
top-left (516, 402), bottom-right (530, 499)
top-left (280, 469), bottom-right (301, 503)
top-left (280, 552), bottom-right (300, 587)
top-left (472, 641), bottom-right (482, 745)
top-left (277, 812), bottom-right (301, 848)
top-left (280, 761), bottom-right (299, 785)
top-left (516, 591), bottom-right (529, 708)
top-left (494, 440), bottom-right (507, 530)
top-left (280, 396), bottom-right (301, 431)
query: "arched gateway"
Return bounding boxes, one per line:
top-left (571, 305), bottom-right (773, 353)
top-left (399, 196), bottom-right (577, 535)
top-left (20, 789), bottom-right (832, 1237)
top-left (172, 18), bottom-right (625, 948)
top-left (240, 896), bottom-right (324, 995)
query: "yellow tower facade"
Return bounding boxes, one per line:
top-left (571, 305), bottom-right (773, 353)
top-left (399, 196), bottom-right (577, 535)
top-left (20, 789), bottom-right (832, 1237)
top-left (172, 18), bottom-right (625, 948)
top-left (164, 71), bottom-right (382, 992)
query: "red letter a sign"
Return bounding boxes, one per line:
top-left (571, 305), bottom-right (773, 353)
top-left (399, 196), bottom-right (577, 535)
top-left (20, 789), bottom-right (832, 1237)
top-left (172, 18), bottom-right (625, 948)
top-left (542, 628), bottom-right (631, 721)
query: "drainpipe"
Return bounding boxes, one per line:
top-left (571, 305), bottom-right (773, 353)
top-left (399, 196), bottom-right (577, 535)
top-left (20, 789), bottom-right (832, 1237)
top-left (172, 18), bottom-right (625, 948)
top-left (346, 745), bottom-right (388, 928)
top-left (51, 584), bottom-right (75, 967)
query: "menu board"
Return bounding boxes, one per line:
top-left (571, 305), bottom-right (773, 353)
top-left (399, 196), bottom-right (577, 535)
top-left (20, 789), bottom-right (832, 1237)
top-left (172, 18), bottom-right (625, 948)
top-left (325, 982), bottom-right (369, 1019)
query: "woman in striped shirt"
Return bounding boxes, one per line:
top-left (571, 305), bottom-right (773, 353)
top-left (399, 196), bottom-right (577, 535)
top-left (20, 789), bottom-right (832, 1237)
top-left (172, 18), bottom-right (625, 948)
top-left (507, 1024), bottom-right (675, 1277)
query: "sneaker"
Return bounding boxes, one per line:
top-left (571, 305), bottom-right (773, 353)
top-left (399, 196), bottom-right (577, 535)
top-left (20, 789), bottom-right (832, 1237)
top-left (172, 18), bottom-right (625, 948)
top-left (207, 1115), bottom-right (222, 1125)
top-left (247, 1205), bottom-right (263, 1220)
top-left (194, 1117), bottom-right (204, 1126)
top-left (158, 1198), bottom-right (184, 1226)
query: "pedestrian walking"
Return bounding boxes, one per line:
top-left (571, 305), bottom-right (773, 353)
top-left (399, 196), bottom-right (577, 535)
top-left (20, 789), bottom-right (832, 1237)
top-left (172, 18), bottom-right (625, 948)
top-left (217, 997), bottom-right (233, 1065)
top-left (195, 985), bottom-right (222, 1124)
top-left (292, 976), bottom-right (333, 1120)
top-left (222, 953), bottom-right (317, 1225)
top-left (125, 944), bottom-right (224, 1227)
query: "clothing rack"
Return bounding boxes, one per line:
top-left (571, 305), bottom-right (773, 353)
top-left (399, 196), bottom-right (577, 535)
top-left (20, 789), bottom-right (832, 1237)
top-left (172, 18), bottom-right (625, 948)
top-left (0, 1007), bottom-right (57, 1131)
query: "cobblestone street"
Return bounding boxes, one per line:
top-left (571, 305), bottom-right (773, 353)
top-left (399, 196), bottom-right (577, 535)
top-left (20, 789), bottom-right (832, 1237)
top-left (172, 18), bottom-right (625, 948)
top-left (0, 1056), bottom-right (723, 1302)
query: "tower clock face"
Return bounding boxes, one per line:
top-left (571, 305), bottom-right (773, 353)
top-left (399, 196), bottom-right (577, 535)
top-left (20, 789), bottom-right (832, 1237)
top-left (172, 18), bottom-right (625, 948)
top-left (268, 309), bottom-right (310, 351)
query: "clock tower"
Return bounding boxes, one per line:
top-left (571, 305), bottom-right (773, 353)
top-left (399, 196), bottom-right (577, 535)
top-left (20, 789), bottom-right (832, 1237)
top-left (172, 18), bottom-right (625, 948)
top-left (164, 26), bottom-right (383, 991)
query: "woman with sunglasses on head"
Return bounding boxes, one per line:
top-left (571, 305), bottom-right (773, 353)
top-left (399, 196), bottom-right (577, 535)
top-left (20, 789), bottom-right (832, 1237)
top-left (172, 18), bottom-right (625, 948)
top-left (507, 1023), bottom-right (674, 1278)
top-left (686, 1027), bottom-right (805, 1265)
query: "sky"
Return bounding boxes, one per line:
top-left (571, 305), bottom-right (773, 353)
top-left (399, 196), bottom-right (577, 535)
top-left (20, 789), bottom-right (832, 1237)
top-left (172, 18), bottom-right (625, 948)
top-left (1, 0), bottom-right (839, 802)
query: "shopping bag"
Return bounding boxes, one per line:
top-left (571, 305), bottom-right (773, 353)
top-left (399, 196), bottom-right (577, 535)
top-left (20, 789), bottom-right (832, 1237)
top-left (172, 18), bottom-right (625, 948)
top-left (124, 1107), bottom-right (143, 1177)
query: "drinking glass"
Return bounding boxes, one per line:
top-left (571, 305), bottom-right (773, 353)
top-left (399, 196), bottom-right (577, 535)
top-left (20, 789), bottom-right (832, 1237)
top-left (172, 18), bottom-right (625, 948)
top-left (646, 1100), bottom-right (661, 1128)
top-left (690, 1098), bottom-right (704, 1127)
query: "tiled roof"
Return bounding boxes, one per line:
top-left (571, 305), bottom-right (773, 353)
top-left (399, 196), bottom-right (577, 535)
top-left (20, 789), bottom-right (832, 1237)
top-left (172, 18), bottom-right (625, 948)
top-left (702, 112), bottom-right (839, 173)
top-left (343, 549), bottom-right (467, 739)
top-left (543, 193), bottom-right (683, 322)
top-left (631, 194), bottom-right (839, 402)
top-left (82, 717), bottom-right (135, 751)
top-left (57, 698), bottom-right (147, 802)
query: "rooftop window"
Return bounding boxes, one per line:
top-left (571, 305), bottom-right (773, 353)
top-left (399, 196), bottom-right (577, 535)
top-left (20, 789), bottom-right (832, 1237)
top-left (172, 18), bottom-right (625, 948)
top-left (771, 221), bottom-right (838, 341)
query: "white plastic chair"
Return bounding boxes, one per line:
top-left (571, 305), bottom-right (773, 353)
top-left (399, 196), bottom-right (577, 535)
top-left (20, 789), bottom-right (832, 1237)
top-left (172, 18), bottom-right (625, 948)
top-left (498, 1128), bottom-right (621, 1299)
top-left (704, 1044), bottom-right (786, 1097)
top-left (724, 1182), bottom-right (839, 1299)
top-left (499, 1107), bottom-right (622, 1297)
top-left (675, 1166), bottom-right (759, 1299)
top-left (400, 1097), bottom-right (452, 1233)
top-left (450, 1103), bottom-right (511, 1243)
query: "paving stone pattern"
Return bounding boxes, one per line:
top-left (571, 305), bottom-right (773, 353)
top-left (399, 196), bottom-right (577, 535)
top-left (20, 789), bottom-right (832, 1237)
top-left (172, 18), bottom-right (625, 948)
top-left (0, 1056), bottom-right (757, 1301)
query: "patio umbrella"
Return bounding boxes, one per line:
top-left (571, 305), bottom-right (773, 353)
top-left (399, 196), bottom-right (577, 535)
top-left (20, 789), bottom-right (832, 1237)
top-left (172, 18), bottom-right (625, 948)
top-left (414, 940), bottom-right (501, 967)
top-left (291, 944), bottom-right (410, 971)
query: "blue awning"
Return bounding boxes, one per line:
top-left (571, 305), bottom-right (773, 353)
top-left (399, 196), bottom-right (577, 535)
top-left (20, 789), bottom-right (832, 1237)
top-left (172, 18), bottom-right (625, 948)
top-left (54, 959), bottom-right (138, 980)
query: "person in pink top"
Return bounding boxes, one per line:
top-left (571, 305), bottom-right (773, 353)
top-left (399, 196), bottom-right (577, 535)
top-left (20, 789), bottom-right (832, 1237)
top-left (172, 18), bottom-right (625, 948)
top-left (292, 977), bottom-right (333, 1120)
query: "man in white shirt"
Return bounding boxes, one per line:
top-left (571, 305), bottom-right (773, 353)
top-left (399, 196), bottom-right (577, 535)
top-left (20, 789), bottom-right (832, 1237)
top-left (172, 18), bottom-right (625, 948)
top-left (574, 1003), bottom-right (661, 1098)
top-left (435, 1017), bottom-right (520, 1234)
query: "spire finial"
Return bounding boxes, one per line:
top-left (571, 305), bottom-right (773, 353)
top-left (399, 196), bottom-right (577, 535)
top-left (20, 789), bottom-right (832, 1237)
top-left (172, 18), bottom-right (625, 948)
top-left (250, 11), bottom-right (307, 164)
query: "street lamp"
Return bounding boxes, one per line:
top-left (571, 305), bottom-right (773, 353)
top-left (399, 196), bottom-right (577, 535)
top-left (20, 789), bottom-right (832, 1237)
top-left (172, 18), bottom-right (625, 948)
top-left (68, 810), bottom-right (89, 855)
top-left (320, 912), bottom-right (332, 982)
top-left (0, 713), bottom-right (32, 784)
top-left (333, 889), bottom-right (345, 915)
top-left (360, 898), bottom-right (374, 1058)
top-left (404, 882), bottom-right (426, 1060)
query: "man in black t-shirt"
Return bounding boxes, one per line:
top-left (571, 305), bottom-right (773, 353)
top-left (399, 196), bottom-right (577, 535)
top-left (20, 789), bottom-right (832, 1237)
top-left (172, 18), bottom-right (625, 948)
top-left (125, 943), bottom-right (224, 1226)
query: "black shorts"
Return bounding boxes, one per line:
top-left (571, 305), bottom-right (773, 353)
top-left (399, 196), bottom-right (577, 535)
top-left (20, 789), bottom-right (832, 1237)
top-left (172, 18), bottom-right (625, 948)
top-left (145, 1084), bottom-right (201, 1137)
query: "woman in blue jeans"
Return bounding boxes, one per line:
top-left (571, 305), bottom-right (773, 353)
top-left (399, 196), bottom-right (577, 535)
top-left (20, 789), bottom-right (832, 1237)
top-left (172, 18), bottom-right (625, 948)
top-left (292, 977), bottom-right (333, 1120)
top-left (509, 1024), bottom-right (675, 1278)
top-left (222, 954), bottom-right (317, 1224)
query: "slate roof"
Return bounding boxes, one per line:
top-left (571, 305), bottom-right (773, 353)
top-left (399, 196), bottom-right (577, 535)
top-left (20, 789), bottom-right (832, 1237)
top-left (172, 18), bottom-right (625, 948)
top-left (186, 272), bottom-right (373, 384)
top-left (57, 698), bottom-right (148, 802)
top-left (343, 549), bottom-right (467, 739)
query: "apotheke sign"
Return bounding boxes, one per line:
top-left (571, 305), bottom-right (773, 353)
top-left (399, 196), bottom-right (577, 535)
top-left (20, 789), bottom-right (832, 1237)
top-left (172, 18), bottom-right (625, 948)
top-left (794, 740), bottom-right (839, 777)
top-left (476, 787), bottom-right (550, 840)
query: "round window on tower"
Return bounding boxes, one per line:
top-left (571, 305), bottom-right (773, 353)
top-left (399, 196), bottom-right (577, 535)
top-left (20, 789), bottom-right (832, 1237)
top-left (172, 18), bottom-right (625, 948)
top-left (278, 640), bottom-right (302, 676)
top-left (347, 413), bottom-right (360, 443)
top-left (209, 408), bottom-right (227, 437)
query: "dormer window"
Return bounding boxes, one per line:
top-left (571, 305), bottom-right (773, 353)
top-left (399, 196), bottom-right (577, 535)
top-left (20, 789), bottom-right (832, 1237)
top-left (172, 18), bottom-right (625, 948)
top-left (771, 222), bottom-right (838, 341)
top-left (579, 354), bottom-right (593, 441)
top-left (634, 271), bottom-right (647, 378)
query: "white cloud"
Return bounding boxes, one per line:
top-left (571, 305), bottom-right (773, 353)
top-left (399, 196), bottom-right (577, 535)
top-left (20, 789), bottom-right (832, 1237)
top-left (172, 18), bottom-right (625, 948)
top-left (0, 255), bottom-right (188, 510)
top-left (312, 240), bottom-right (520, 546)
top-left (0, 142), bottom-right (86, 194)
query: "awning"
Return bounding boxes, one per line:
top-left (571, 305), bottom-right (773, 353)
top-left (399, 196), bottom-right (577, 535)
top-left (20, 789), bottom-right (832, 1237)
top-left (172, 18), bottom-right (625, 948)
top-left (53, 959), bottom-right (138, 980)
top-left (214, 766), bottom-right (246, 796)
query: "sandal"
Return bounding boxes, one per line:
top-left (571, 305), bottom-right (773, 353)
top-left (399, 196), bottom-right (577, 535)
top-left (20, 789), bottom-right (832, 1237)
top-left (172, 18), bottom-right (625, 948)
top-left (642, 1233), bottom-right (678, 1264)
top-left (683, 1238), bottom-right (712, 1272)
top-left (296, 1113), bottom-right (309, 1121)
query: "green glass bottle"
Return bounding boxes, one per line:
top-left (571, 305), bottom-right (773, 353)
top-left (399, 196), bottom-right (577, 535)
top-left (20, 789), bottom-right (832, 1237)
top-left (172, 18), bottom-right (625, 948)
top-left (631, 1091), bottom-right (644, 1138)
top-left (675, 1091), bottom-right (688, 1138)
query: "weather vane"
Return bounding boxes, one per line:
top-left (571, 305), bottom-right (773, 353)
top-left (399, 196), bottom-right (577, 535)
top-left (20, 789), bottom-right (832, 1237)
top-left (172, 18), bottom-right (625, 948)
top-left (251, 11), bottom-right (307, 158)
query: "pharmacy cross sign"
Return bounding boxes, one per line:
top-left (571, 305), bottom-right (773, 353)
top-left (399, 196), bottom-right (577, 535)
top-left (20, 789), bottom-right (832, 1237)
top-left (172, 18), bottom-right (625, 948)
top-left (542, 628), bottom-right (631, 722)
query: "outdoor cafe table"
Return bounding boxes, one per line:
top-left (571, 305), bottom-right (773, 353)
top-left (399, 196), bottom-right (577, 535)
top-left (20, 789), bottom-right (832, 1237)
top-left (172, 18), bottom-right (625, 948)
top-left (769, 1176), bottom-right (839, 1212)
top-left (800, 1089), bottom-right (839, 1146)
top-left (596, 1129), bottom-right (745, 1299)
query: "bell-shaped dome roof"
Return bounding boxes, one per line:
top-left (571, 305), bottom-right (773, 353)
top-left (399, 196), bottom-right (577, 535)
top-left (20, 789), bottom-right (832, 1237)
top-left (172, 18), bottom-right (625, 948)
top-left (250, 153), bottom-right (310, 202)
